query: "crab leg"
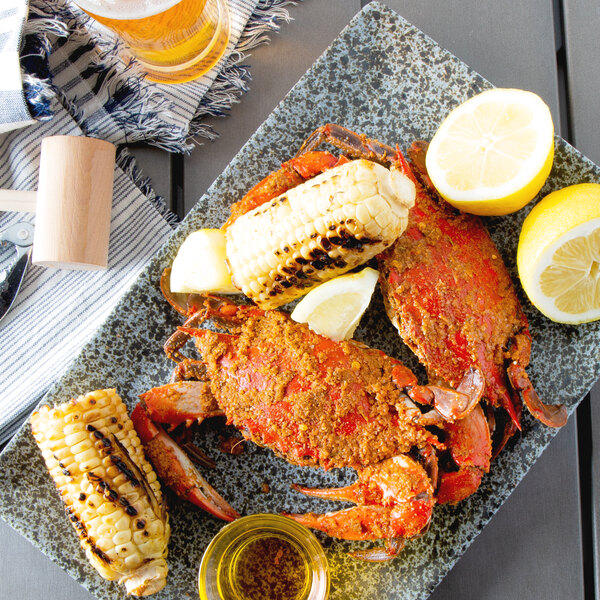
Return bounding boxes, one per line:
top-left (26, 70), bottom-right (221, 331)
top-left (140, 381), bottom-right (222, 429)
top-left (296, 123), bottom-right (398, 166)
top-left (507, 362), bottom-right (567, 428)
top-left (163, 293), bottom-right (263, 364)
top-left (131, 404), bottom-right (239, 522)
top-left (285, 455), bottom-right (433, 560)
top-left (164, 308), bottom-right (210, 363)
top-left (159, 268), bottom-right (211, 318)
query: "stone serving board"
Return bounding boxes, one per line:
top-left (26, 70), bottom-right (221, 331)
top-left (1, 3), bottom-right (599, 599)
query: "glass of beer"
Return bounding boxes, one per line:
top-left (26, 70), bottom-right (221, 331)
top-left (72, 0), bottom-right (231, 84)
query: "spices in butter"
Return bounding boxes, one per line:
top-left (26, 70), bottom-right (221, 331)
top-left (219, 532), bottom-right (308, 599)
top-left (199, 514), bottom-right (329, 600)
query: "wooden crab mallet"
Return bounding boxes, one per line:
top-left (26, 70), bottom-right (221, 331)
top-left (0, 136), bottom-right (116, 269)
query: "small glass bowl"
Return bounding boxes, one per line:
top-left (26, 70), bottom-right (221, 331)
top-left (198, 514), bottom-right (330, 600)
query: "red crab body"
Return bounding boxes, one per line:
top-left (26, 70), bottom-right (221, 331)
top-left (377, 143), bottom-right (530, 431)
top-left (377, 141), bottom-right (566, 438)
top-left (136, 295), bottom-right (484, 559)
top-left (183, 307), bottom-right (440, 470)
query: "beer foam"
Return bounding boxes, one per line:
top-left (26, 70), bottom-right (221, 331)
top-left (74, 0), bottom-right (183, 20)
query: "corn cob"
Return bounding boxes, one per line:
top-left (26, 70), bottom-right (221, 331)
top-left (225, 158), bottom-right (415, 309)
top-left (30, 389), bottom-right (170, 596)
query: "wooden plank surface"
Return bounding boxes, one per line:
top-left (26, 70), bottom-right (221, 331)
top-left (557, 2), bottom-right (600, 596)
top-left (0, 520), bottom-right (96, 600)
top-left (592, 381), bottom-right (600, 597)
top-left (562, 0), bottom-right (600, 165)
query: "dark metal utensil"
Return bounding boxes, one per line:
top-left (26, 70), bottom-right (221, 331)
top-left (0, 222), bottom-right (34, 323)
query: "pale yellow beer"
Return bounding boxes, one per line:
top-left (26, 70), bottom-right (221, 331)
top-left (73, 0), bottom-right (230, 83)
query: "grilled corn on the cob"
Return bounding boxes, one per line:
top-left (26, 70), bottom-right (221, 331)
top-left (31, 389), bottom-right (170, 596)
top-left (225, 158), bottom-right (415, 309)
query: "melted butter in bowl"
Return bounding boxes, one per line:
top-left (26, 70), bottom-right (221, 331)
top-left (199, 514), bottom-right (330, 600)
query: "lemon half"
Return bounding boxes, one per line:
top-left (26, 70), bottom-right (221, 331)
top-left (426, 88), bottom-right (554, 215)
top-left (290, 267), bottom-right (379, 341)
top-left (517, 183), bottom-right (600, 324)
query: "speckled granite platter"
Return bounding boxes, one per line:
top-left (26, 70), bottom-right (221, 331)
top-left (1, 3), bottom-right (599, 599)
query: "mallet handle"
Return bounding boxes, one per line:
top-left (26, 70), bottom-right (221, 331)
top-left (0, 190), bottom-right (37, 213)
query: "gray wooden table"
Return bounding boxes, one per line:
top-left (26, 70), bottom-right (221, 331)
top-left (1, 1), bottom-right (599, 598)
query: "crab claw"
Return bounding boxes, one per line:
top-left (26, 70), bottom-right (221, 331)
top-left (284, 455), bottom-right (433, 560)
top-left (402, 366), bottom-right (485, 423)
top-left (131, 403), bottom-right (239, 522)
top-left (436, 468), bottom-right (485, 505)
top-left (436, 404), bottom-right (492, 504)
top-left (507, 362), bottom-right (568, 428)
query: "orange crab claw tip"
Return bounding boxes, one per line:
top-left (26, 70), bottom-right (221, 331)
top-left (457, 367), bottom-right (486, 405)
top-left (430, 366), bottom-right (486, 422)
top-left (131, 403), bottom-right (159, 443)
top-left (290, 482), bottom-right (359, 504)
top-left (524, 397), bottom-right (568, 428)
top-left (507, 363), bottom-right (567, 428)
top-left (177, 326), bottom-right (204, 337)
top-left (187, 488), bottom-right (240, 522)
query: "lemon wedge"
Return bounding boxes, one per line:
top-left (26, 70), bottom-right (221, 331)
top-left (517, 183), bottom-right (600, 324)
top-left (426, 88), bottom-right (554, 215)
top-left (170, 229), bottom-right (238, 294)
top-left (290, 267), bottom-right (379, 341)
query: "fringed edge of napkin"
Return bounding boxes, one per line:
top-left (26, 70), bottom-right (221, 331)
top-left (18, 0), bottom-right (301, 153)
top-left (191, 0), bottom-right (298, 139)
top-left (19, 5), bottom-right (67, 122)
top-left (116, 148), bottom-right (180, 228)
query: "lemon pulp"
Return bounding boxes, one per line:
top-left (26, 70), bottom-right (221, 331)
top-left (426, 88), bottom-right (554, 216)
top-left (170, 228), bottom-right (237, 294)
top-left (517, 183), bottom-right (600, 324)
top-left (290, 268), bottom-right (379, 341)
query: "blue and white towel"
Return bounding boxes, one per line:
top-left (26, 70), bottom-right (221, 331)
top-left (0, 0), bottom-right (300, 443)
top-left (0, 0), bottom-right (45, 133)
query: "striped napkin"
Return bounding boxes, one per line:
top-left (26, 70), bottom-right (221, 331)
top-left (0, 107), bottom-right (174, 443)
top-left (0, 0), bottom-right (299, 443)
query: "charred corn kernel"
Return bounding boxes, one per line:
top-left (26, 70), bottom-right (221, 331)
top-left (31, 389), bottom-right (170, 597)
top-left (225, 159), bottom-right (415, 309)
